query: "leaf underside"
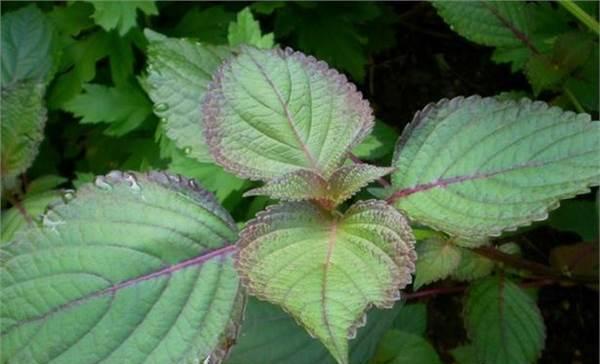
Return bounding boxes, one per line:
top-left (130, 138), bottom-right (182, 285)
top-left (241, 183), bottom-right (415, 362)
top-left (235, 200), bottom-right (416, 364)
top-left (204, 46), bottom-right (374, 181)
top-left (464, 276), bottom-right (546, 364)
top-left (1, 171), bottom-right (242, 363)
top-left (144, 29), bottom-right (231, 162)
top-left (391, 96), bottom-right (600, 244)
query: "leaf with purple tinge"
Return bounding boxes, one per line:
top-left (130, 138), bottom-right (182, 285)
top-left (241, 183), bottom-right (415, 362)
top-left (235, 200), bottom-right (416, 364)
top-left (204, 46), bottom-right (374, 181)
top-left (1, 171), bottom-right (242, 364)
top-left (391, 96), bottom-right (600, 245)
top-left (244, 163), bottom-right (393, 208)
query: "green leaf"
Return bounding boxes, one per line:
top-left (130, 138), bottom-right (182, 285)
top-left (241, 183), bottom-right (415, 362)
top-left (545, 199), bottom-right (599, 241)
top-left (352, 119), bottom-right (398, 161)
top-left (451, 344), bottom-right (480, 364)
top-left (391, 96), bottom-right (600, 243)
top-left (108, 33), bottom-right (135, 86)
top-left (414, 238), bottom-right (462, 289)
top-left (392, 303), bottom-right (427, 336)
top-left (144, 29), bottom-right (231, 162)
top-left (1, 171), bottom-right (242, 363)
top-left (86, 0), bottom-right (158, 35)
top-left (371, 330), bottom-right (442, 364)
top-left (227, 298), bottom-right (402, 364)
top-left (244, 164), bottom-right (393, 207)
top-left (48, 2), bottom-right (95, 37)
top-left (228, 7), bottom-right (274, 49)
top-left (272, 3), bottom-right (382, 81)
top-left (452, 248), bottom-right (494, 282)
top-left (63, 83), bottom-right (152, 136)
top-left (235, 200), bottom-right (416, 364)
top-left (1, 4), bottom-right (60, 85)
top-left (464, 276), bottom-right (546, 364)
top-left (25, 175), bottom-right (67, 195)
top-left (432, 1), bottom-right (533, 48)
top-left (1, 81), bottom-right (46, 181)
top-left (47, 31), bottom-right (112, 109)
top-left (167, 147), bottom-right (247, 204)
top-left (173, 5), bottom-right (235, 44)
top-left (205, 47), bottom-right (374, 181)
top-left (1, 190), bottom-right (61, 244)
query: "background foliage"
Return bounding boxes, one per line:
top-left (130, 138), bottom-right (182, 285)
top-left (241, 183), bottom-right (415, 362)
top-left (1, 2), bottom-right (598, 364)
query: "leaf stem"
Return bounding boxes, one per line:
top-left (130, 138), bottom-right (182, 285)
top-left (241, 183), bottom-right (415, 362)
top-left (564, 86), bottom-right (585, 113)
top-left (473, 246), bottom-right (598, 284)
top-left (6, 194), bottom-right (33, 226)
top-left (403, 278), bottom-right (556, 301)
top-left (559, 0), bottom-right (600, 36)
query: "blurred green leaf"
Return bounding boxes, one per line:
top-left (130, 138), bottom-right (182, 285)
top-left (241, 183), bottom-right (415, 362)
top-left (48, 2), bottom-right (95, 36)
top-left (173, 5), bottom-right (235, 44)
top-left (64, 83), bottom-right (152, 136)
top-left (1, 5), bottom-right (60, 85)
top-left (546, 199), bottom-right (599, 241)
top-left (1, 82), bottom-right (46, 182)
top-left (392, 303), bottom-right (427, 336)
top-left (370, 330), bottom-right (442, 364)
top-left (227, 298), bottom-right (402, 364)
top-left (352, 119), bottom-right (398, 161)
top-left (85, 0), bottom-right (158, 35)
top-left (26, 175), bottom-right (67, 195)
top-left (228, 7), bottom-right (274, 49)
top-left (273, 3), bottom-right (382, 81)
top-left (47, 31), bottom-right (112, 108)
top-left (451, 344), bottom-right (480, 364)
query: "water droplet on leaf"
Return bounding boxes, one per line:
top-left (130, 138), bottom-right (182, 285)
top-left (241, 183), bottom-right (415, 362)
top-left (94, 176), bottom-right (113, 191)
top-left (160, 117), bottom-right (167, 124)
top-left (184, 147), bottom-right (192, 155)
top-left (124, 173), bottom-right (141, 192)
top-left (62, 190), bottom-right (75, 202)
top-left (154, 103), bottom-right (169, 112)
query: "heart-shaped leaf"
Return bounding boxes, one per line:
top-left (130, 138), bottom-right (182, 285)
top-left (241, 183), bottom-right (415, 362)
top-left (235, 200), bottom-right (416, 364)
top-left (144, 29), bottom-right (231, 162)
top-left (391, 96), bottom-right (600, 244)
top-left (204, 46), bottom-right (374, 181)
top-left (244, 163), bottom-right (393, 208)
top-left (1, 171), bottom-right (242, 363)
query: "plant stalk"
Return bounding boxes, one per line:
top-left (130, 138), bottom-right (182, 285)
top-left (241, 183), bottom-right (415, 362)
top-left (559, 0), bottom-right (600, 35)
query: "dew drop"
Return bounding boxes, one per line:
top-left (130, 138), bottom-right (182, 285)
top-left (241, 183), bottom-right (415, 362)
top-left (153, 103), bottom-right (169, 112)
top-left (43, 211), bottom-right (65, 231)
top-left (183, 147), bottom-right (192, 155)
top-left (62, 190), bottom-right (75, 203)
top-left (347, 327), bottom-right (357, 339)
top-left (160, 117), bottom-right (167, 124)
top-left (94, 176), bottom-right (113, 191)
top-left (124, 173), bottom-right (141, 192)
